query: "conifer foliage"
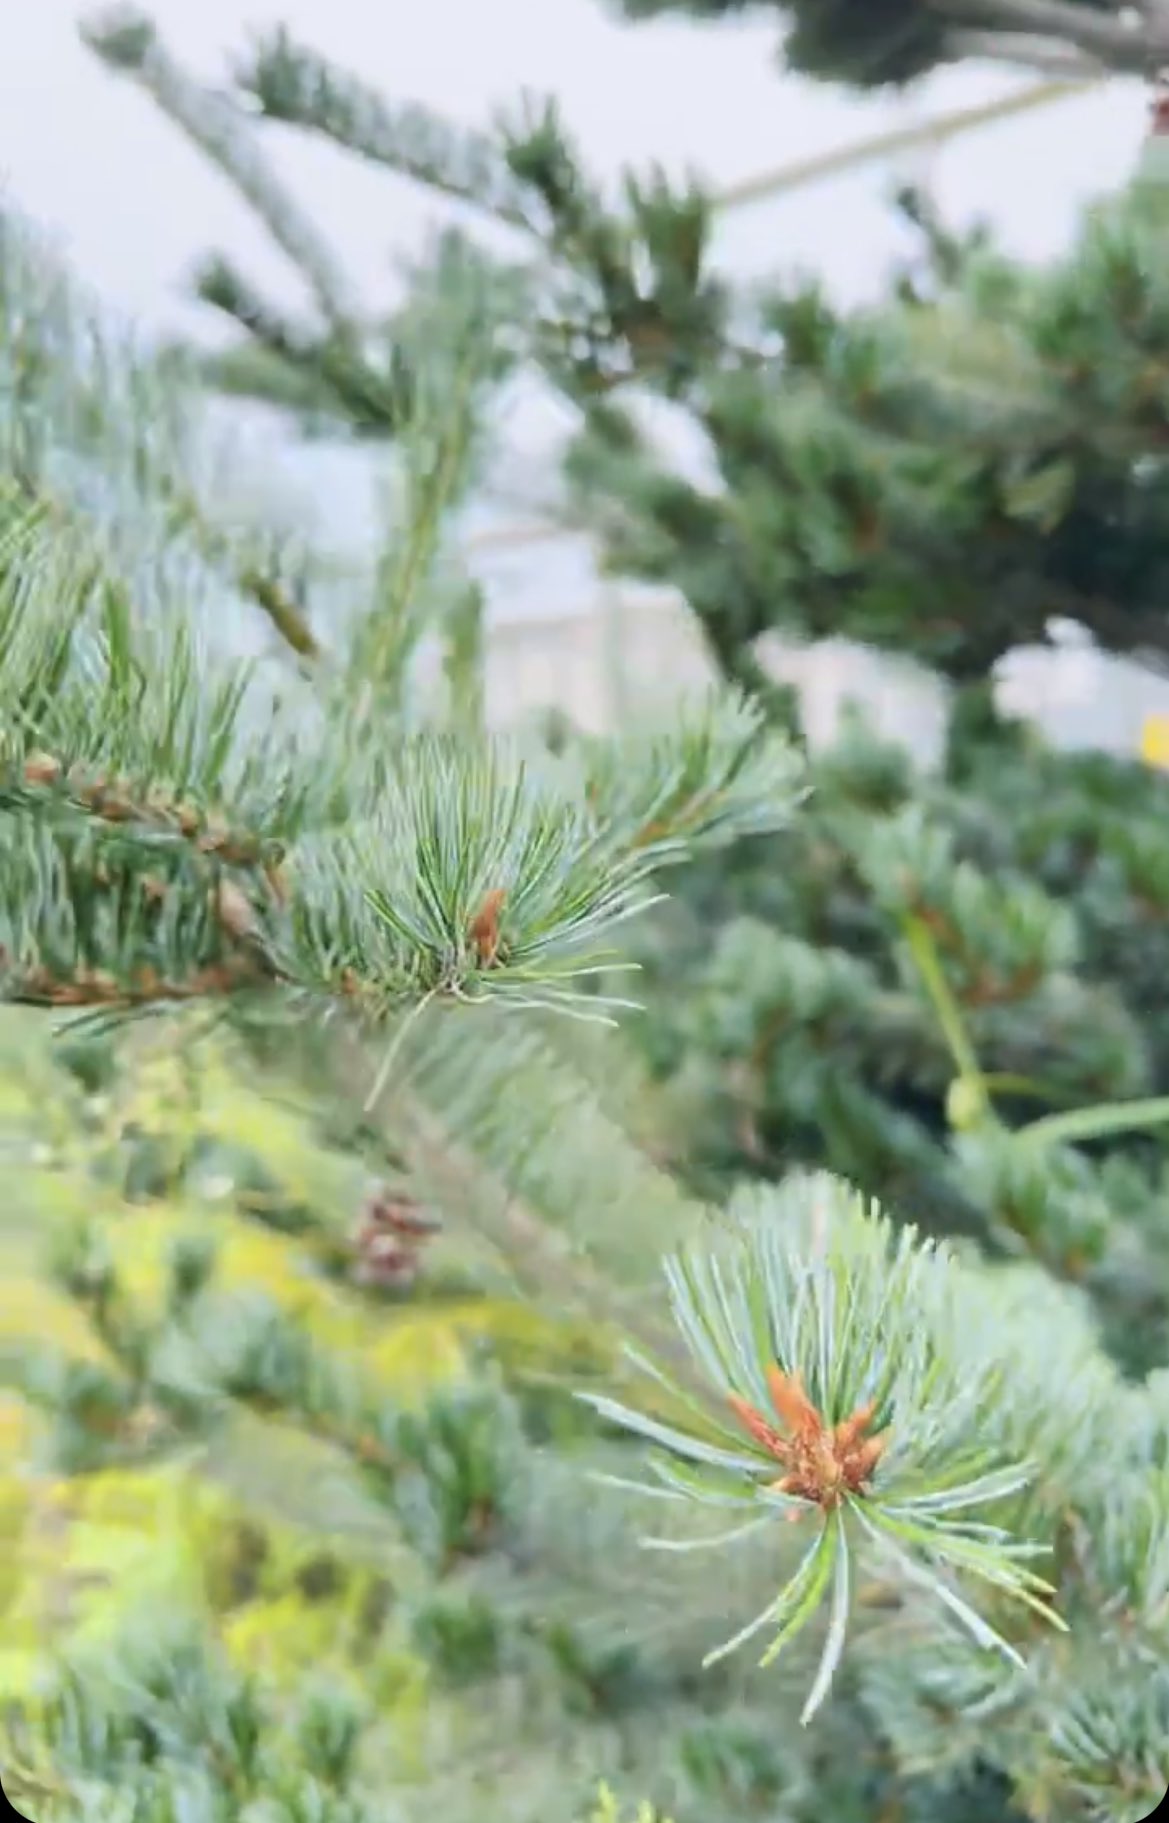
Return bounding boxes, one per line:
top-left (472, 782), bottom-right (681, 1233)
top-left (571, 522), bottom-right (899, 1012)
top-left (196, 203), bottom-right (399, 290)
top-left (604, 0), bottom-right (1169, 86)
top-left (0, 198), bottom-right (806, 1823)
top-left (3, 8), bottom-right (1168, 1822)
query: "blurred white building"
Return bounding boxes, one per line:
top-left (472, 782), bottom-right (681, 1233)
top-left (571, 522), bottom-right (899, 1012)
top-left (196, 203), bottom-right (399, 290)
top-left (474, 578), bottom-right (1169, 771)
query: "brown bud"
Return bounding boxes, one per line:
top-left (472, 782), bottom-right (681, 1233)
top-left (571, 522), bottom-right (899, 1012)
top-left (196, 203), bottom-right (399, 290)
top-left (23, 751), bottom-right (61, 786)
top-left (196, 813), bottom-right (232, 855)
top-left (215, 879), bottom-right (257, 941)
top-left (468, 888), bottom-right (507, 968)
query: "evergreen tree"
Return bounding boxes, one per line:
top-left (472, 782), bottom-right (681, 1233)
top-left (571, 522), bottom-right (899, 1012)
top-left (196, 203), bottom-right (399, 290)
top-left (78, 8), bottom-right (1169, 1348)
top-left (0, 203), bottom-right (807, 1823)
top-left (83, 8), bottom-right (1169, 678)
top-left (19, 12), bottom-right (1168, 1820)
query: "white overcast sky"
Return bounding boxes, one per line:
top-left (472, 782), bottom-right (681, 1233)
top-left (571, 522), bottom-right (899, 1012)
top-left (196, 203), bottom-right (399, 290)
top-left (0, 0), bottom-right (1153, 613)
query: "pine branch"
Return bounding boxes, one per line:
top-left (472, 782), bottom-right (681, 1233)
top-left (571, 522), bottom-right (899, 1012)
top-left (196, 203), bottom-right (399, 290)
top-left (1, 498), bottom-right (800, 1024)
top-left (86, 17), bottom-right (737, 411)
top-left (396, 1013), bottom-right (705, 1292)
top-left (300, 700), bottom-right (802, 1379)
top-left (1, 213), bottom-right (800, 1036)
top-left (577, 1173), bottom-right (1165, 1727)
top-left (193, 252), bottom-right (410, 440)
top-left (0, 209), bottom-right (323, 663)
top-left (81, 7), bottom-right (355, 329)
top-left (348, 239), bottom-right (509, 707)
top-left (180, 339), bottom-right (368, 424)
top-left (235, 27), bottom-right (540, 237)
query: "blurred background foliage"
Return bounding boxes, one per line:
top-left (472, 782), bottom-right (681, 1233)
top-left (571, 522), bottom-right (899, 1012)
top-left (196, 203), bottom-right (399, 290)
top-left (0, 1004), bottom-right (678, 1822)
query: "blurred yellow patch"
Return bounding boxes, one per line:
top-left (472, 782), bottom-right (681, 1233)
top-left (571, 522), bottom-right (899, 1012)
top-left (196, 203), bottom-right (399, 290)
top-left (0, 1390), bottom-right (43, 1463)
top-left (364, 1316), bottom-right (467, 1400)
top-left (0, 1470), bottom-right (34, 1620)
top-left (197, 1068), bottom-right (359, 1207)
top-left (0, 1461), bottom-right (235, 1695)
top-left (221, 1591), bottom-right (351, 1677)
top-left (0, 1009), bottom-right (625, 1774)
top-left (1141, 713), bottom-right (1169, 769)
top-left (0, 1273), bottom-right (117, 1367)
top-left (586, 1784), bottom-right (675, 1823)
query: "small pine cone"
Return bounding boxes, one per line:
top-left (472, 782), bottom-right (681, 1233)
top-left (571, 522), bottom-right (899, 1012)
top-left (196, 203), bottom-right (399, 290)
top-left (365, 1185), bottom-right (441, 1240)
top-left (352, 1224), bottom-right (421, 1289)
top-left (23, 750), bottom-right (62, 786)
top-left (351, 1182), bottom-right (439, 1290)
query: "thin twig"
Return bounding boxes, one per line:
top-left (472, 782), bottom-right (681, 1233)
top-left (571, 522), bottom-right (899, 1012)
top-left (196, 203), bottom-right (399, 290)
top-left (712, 79), bottom-right (1095, 214)
top-left (903, 914), bottom-right (992, 1124)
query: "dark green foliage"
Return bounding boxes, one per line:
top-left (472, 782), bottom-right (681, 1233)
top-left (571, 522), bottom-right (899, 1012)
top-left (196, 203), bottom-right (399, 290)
top-left (604, 0), bottom-right (1153, 86)
top-left (630, 710), bottom-right (1169, 1374)
top-left (569, 184), bottom-right (1169, 679)
top-left (613, 0), bottom-right (951, 85)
